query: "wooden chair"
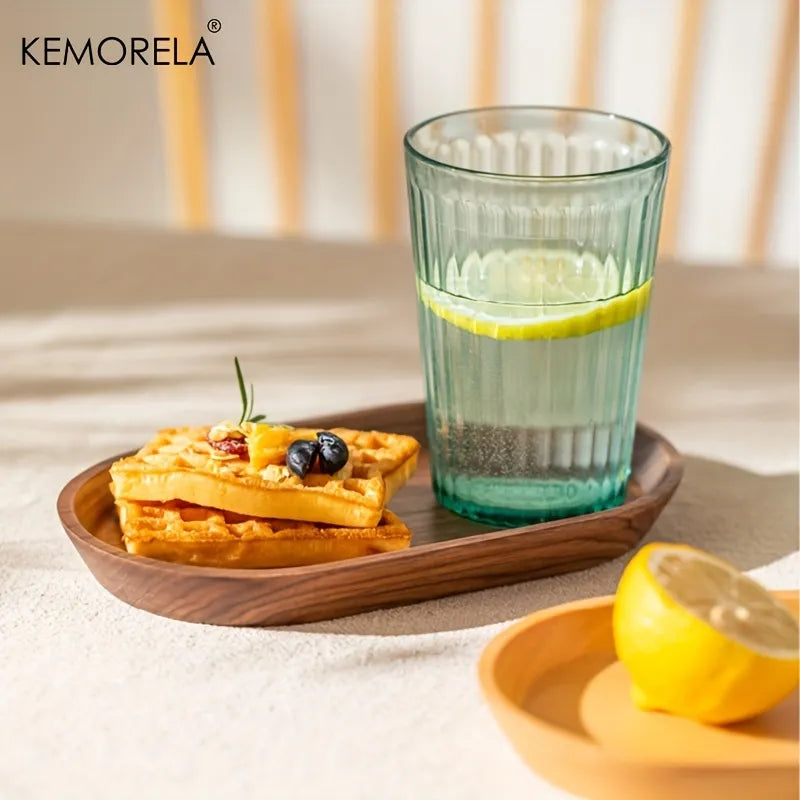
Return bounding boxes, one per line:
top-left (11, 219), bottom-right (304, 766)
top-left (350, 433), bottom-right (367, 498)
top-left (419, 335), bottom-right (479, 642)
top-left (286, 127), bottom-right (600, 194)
top-left (153, 0), bottom-right (798, 263)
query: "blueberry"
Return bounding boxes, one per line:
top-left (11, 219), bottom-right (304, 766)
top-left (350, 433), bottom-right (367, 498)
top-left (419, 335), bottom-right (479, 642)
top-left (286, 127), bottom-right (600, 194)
top-left (286, 439), bottom-right (319, 479)
top-left (316, 431), bottom-right (349, 474)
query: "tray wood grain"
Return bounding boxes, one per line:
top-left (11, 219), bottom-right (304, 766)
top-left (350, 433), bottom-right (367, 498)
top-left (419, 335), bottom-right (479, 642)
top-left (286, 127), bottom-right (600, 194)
top-left (57, 402), bottom-right (683, 625)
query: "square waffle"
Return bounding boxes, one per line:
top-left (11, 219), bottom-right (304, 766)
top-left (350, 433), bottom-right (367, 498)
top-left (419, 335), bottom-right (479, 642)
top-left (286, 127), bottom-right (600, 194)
top-left (245, 425), bottom-right (419, 499)
top-left (117, 499), bottom-right (411, 568)
top-left (110, 425), bottom-right (419, 528)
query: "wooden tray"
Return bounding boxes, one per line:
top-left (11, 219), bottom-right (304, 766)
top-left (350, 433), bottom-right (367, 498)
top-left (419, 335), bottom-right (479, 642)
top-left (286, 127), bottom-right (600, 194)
top-left (57, 402), bottom-right (682, 626)
top-left (478, 591), bottom-right (799, 800)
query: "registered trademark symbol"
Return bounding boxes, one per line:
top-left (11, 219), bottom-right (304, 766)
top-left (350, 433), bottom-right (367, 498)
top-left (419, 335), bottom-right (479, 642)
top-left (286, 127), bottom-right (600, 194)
top-left (207, 18), bottom-right (221, 33)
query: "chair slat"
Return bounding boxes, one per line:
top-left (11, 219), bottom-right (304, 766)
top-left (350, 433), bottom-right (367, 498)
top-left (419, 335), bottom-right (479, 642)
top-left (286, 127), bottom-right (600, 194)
top-left (371, 0), bottom-right (400, 239)
top-left (475, 0), bottom-right (501, 107)
top-left (747, 0), bottom-right (798, 262)
top-left (153, 0), bottom-right (211, 228)
top-left (573, 0), bottom-right (605, 108)
top-left (660, 0), bottom-right (707, 257)
top-left (259, 0), bottom-right (303, 234)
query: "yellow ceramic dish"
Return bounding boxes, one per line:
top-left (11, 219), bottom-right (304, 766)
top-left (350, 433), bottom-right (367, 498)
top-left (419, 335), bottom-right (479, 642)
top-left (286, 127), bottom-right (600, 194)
top-left (478, 591), bottom-right (799, 800)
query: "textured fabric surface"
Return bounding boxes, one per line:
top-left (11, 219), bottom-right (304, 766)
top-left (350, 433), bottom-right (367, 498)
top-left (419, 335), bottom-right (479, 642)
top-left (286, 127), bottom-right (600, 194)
top-left (2, 223), bottom-right (798, 800)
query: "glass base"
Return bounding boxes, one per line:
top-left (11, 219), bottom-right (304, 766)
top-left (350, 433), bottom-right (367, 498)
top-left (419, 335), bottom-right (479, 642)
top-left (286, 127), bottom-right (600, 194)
top-left (433, 475), bottom-right (628, 527)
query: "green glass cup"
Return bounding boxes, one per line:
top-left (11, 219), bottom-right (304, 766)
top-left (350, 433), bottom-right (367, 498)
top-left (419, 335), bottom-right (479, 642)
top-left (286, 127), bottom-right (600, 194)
top-left (404, 107), bottom-right (670, 526)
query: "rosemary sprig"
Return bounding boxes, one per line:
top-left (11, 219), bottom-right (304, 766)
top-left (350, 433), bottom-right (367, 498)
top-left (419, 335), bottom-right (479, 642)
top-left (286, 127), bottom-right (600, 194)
top-left (234, 356), bottom-right (266, 425)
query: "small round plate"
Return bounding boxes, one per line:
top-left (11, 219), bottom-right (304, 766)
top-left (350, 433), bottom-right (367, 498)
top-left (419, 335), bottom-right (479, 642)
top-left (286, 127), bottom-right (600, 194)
top-left (478, 591), bottom-right (799, 800)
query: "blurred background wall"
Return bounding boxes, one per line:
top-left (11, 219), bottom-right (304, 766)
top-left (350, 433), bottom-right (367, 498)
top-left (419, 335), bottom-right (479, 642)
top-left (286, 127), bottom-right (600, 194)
top-left (1, 0), bottom-right (797, 265)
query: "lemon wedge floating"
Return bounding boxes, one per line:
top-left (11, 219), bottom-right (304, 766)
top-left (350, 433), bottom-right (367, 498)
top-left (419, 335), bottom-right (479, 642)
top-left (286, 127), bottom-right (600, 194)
top-left (418, 249), bottom-right (651, 341)
top-left (613, 543), bottom-right (800, 725)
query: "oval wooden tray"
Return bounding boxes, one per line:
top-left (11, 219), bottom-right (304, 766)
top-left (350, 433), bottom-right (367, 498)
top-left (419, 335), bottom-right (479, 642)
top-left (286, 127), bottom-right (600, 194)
top-left (57, 402), bottom-right (682, 626)
top-left (478, 591), bottom-right (799, 800)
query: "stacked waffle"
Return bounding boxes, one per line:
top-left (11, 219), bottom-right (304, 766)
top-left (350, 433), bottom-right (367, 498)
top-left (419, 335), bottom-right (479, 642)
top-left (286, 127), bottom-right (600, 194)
top-left (110, 424), bottom-right (420, 568)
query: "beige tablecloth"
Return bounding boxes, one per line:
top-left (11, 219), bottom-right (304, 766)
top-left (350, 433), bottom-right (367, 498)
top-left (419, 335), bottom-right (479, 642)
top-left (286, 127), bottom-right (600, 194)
top-left (2, 222), bottom-right (798, 800)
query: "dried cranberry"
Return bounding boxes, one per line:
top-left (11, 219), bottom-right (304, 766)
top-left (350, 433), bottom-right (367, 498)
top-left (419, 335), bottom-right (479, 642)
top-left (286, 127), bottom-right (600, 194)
top-left (208, 436), bottom-right (249, 460)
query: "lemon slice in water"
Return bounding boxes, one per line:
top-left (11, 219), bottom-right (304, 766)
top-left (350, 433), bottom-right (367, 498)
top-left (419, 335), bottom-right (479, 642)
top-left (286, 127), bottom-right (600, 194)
top-left (418, 249), bottom-right (651, 340)
top-left (614, 543), bottom-right (800, 725)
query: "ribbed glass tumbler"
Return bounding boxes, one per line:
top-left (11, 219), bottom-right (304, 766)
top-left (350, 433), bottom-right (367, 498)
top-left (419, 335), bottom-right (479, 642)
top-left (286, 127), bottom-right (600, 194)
top-left (405, 107), bottom-right (670, 526)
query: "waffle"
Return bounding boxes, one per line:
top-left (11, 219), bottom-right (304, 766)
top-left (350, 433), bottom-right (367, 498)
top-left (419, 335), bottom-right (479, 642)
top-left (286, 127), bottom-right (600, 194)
top-left (110, 425), bottom-right (419, 528)
top-left (244, 425), bottom-right (419, 499)
top-left (117, 499), bottom-right (411, 568)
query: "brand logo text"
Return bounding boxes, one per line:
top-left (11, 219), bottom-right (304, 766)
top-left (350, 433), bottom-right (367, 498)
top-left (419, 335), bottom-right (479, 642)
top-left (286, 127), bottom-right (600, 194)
top-left (21, 36), bottom-right (215, 66)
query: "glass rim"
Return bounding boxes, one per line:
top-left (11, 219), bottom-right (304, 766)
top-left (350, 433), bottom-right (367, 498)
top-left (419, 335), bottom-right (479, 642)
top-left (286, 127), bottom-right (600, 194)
top-left (403, 105), bottom-right (671, 182)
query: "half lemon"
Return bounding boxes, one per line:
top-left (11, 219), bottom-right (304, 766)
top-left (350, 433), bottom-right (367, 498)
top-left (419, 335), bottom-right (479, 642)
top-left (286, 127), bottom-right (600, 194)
top-left (613, 543), bottom-right (799, 725)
